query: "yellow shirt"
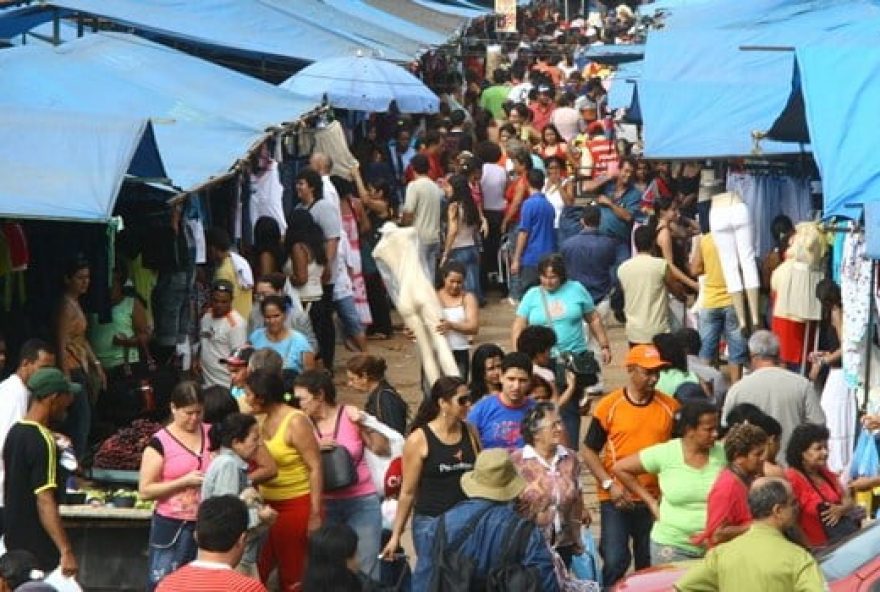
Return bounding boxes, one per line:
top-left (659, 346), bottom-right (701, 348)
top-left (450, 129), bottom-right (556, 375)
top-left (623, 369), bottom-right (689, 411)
top-left (215, 256), bottom-right (253, 320)
top-left (700, 234), bottom-right (733, 309)
top-left (260, 410), bottom-right (311, 501)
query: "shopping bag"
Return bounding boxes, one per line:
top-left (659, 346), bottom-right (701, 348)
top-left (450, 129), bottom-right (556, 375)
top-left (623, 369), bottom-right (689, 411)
top-left (361, 413), bottom-right (405, 498)
top-left (850, 429), bottom-right (880, 480)
top-left (570, 527), bottom-right (602, 586)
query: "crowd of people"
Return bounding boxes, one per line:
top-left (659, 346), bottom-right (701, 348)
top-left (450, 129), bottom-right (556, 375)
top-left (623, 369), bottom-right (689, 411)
top-left (0, 3), bottom-right (872, 592)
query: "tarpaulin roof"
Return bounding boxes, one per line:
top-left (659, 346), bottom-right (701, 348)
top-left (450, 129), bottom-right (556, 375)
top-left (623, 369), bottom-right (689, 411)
top-left (0, 4), bottom-right (69, 38)
top-left (608, 60), bottom-right (641, 110)
top-left (0, 108), bottom-right (164, 222)
top-left (321, 0), bottom-right (449, 47)
top-left (413, 0), bottom-right (487, 17)
top-left (0, 32), bottom-right (316, 190)
top-left (638, 0), bottom-right (880, 159)
top-left (584, 44), bottom-right (644, 65)
top-left (770, 46), bottom-right (880, 219)
top-left (362, 0), bottom-right (470, 37)
top-left (46, 0), bottom-right (414, 62)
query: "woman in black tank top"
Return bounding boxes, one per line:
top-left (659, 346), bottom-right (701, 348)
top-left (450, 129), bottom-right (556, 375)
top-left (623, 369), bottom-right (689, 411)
top-left (379, 377), bottom-right (480, 589)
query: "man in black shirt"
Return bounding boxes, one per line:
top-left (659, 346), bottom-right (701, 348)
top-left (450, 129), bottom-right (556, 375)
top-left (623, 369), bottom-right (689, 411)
top-left (3, 368), bottom-right (79, 577)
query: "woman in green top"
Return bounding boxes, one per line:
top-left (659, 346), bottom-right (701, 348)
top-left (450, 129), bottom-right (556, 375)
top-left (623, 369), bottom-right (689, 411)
top-left (653, 333), bottom-right (706, 400)
top-left (88, 263), bottom-right (154, 373)
top-left (613, 402), bottom-right (725, 564)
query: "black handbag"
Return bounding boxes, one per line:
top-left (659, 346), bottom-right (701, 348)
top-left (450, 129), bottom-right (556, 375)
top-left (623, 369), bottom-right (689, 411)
top-left (807, 473), bottom-right (863, 544)
top-left (315, 406), bottom-right (358, 492)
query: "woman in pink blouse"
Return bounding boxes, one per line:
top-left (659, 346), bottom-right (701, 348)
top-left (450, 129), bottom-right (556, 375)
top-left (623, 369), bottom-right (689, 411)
top-left (511, 401), bottom-right (588, 567)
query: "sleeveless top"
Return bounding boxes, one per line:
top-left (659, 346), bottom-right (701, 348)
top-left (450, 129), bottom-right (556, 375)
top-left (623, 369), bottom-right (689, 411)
top-left (450, 203), bottom-right (477, 250)
top-left (414, 423), bottom-right (477, 517)
top-left (151, 423), bottom-right (212, 521)
top-left (61, 296), bottom-right (91, 372)
top-left (89, 296), bottom-right (138, 369)
top-left (314, 407), bottom-right (376, 500)
top-left (284, 247), bottom-right (323, 303)
top-left (441, 297), bottom-right (469, 351)
top-left (261, 410), bottom-right (311, 501)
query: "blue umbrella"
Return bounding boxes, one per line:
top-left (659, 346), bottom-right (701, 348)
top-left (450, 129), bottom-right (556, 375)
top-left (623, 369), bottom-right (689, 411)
top-left (279, 52), bottom-right (439, 114)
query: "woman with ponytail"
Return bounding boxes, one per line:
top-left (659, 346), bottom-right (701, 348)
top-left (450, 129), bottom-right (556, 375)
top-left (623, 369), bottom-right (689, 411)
top-left (248, 294), bottom-right (315, 374)
top-left (379, 376), bottom-right (480, 589)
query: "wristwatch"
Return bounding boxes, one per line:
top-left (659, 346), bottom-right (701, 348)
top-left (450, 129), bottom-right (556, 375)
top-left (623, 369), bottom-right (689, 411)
top-left (601, 478), bottom-right (615, 491)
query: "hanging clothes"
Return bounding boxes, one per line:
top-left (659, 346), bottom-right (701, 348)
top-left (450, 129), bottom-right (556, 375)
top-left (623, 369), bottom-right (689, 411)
top-left (340, 206), bottom-right (372, 327)
top-left (726, 172), bottom-right (813, 258)
top-left (249, 159), bottom-right (287, 235)
top-left (841, 232), bottom-right (873, 389)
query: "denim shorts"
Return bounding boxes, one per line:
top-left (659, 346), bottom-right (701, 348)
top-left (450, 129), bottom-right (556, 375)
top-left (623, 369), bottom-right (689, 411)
top-left (698, 305), bottom-right (748, 365)
top-left (335, 295), bottom-right (364, 339)
top-left (147, 514), bottom-right (197, 591)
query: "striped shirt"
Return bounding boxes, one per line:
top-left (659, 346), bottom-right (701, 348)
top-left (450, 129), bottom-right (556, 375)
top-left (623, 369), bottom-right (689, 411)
top-left (156, 561), bottom-right (267, 591)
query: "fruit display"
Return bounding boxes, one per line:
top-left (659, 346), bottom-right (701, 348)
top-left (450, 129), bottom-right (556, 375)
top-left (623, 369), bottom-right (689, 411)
top-left (93, 419), bottom-right (163, 470)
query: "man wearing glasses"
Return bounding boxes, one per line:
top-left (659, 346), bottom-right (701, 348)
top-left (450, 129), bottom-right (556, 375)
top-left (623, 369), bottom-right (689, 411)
top-left (197, 280), bottom-right (247, 388)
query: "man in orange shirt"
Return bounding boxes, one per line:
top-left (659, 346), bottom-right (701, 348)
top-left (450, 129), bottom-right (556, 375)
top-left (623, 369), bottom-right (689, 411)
top-left (581, 345), bottom-right (680, 587)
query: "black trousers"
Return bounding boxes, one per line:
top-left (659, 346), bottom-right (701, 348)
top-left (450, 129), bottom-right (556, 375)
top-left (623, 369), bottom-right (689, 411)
top-left (310, 283), bottom-right (336, 372)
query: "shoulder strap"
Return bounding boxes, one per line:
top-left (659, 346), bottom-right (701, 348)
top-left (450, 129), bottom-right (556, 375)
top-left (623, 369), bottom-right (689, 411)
top-left (464, 421), bottom-right (482, 455)
top-left (375, 388), bottom-right (385, 423)
top-left (803, 470), bottom-right (836, 503)
top-left (333, 405), bottom-right (345, 439)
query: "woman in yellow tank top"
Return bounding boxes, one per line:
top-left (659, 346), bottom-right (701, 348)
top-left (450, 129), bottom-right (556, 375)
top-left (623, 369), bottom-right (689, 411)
top-left (245, 370), bottom-right (322, 591)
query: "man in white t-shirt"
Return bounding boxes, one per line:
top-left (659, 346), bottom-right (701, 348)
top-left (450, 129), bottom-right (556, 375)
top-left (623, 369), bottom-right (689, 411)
top-left (198, 280), bottom-right (247, 388)
top-left (401, 153), bottom-right (444, 283)
top-left (0, 338), bottom-right (55, 534)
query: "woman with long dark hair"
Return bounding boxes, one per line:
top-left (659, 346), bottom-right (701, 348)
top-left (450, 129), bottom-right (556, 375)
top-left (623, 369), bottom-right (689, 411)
top-left (283, 210), bottom-right (326, 311)
top-left (440, 174), bottom-right (484, 305)
top-left (435, 261), bottom-right (480, 381)
top-left (252, 216), bottom-right (284, 277)
top-left (469, 343), bottom-right (504, 403)
top-left (301, 523), bottom-right (364, 592)
top-left (379, 377), bottom-right (479, 589)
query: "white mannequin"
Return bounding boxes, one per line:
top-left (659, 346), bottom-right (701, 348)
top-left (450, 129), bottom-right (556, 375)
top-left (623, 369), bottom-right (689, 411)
top-left (372, 223), bottom-right (459, 386)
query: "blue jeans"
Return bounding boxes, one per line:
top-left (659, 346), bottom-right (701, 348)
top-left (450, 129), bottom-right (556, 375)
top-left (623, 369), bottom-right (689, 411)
top-left (698, 305), bottom-right (748, 365)
top-left (147, 514), bottom-right (197, 591)
top-left (449, 245), bottom-right (483, 304)
top-left (599, 501), bottom-right (653, 588)
top-left (420, 243), bottom-right (441, 286)
top-left (411, 513), bottom-right (438, 592)
top-left (153, 269), bottom-right (193, 347)
top-left (324, 493), bottom-right (383, 581)
top-left (609, 238), bottom-right (632, 314)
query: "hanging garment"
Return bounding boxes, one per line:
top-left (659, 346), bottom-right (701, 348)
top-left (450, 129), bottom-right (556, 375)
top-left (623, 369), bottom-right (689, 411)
top-left (341, 208), bottom-right (372, 326)
top-left (725, 172), bottom-right (812, 258)
top-left (707, 192), bottom-right (761, 292)
top-left (821, 369), bottom-right (857, 474)
top-left (772, 223), bottom-right (825, 322)
top-left (1, 222), bottom-right (29, 271)
top-left (841, 232), bottom-right (873, 389)
top-left (306, 121), bottom-right (359, 180)
top-left (249, 159), bottom-right (287, 235)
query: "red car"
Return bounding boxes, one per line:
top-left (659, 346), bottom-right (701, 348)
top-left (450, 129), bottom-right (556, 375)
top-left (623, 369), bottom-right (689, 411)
top-left (615, 522), bottom-right (880, 591)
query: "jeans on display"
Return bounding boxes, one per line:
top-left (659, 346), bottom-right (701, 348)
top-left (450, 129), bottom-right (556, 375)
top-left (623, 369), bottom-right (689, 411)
top-left (152, 269), bottom-right (193, 347)
top-left (410, 513), bottom-right (438, 592)
top-left (147, 514), bottom-right (197, 591)
top-left (698, 305), bottom-right (748, 365)
top-left (324, 493), bottom-right (383, 581)
top-left (419, 243), bottom-right (441, 287)
top-left (708, 201), bottom-right (760, 292)
top-left (310, 284), bottom-right (336, 372)
top-left (599, 501), bottom-right (653, 587)
top-left (449, 245), bottom-right (483, 304)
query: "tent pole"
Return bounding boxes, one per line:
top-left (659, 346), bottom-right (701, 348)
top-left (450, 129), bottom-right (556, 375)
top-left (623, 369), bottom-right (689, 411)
top-left (52, 9), bottom-right (60, 46)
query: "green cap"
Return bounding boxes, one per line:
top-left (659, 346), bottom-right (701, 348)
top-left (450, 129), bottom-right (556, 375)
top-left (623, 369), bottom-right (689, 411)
top-left (27, 368), bottom-right (82, 400)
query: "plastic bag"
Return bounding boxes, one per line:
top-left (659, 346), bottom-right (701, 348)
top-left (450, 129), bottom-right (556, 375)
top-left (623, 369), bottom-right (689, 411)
top-left (44, 568), bottom-right (83, 592)
top-left (850, 429), bottom-right (880, 480)
top-left (570, 527), bottom-right (602, 586)
top-left (361, 413), bottom-right (405, 498)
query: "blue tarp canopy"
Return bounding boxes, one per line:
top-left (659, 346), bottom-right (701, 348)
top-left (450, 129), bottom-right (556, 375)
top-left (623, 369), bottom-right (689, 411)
top-left (0, 32), bottom-right (316, 190)
top-left (768, 46), bottom-right (880, 219)
top-left (46, 0), bottom-right (417, 63)
top-left (608, 60), bottom-right (641, 110)
top-left (0, 108), bottom-right (164, 222)
top-left (413, 0), bottom-right (487, 17)
top-left (362, 0), bottom-right (470, 37)
top-left (0, 4), bottom-right (70, 38)
top-left (321, 0), bottom-right (449, 47)
top-left (638, 0), bottom-right (880, 158)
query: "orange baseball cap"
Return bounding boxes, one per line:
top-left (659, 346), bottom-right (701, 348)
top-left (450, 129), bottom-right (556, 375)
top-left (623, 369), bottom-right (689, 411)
top-left (624, 344), bottom-right (669, 369)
